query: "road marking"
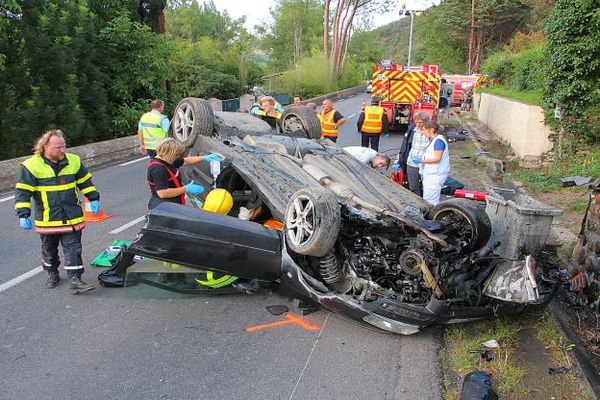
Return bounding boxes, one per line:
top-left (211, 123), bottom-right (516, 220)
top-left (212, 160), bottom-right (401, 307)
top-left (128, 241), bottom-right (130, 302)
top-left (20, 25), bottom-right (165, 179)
top-left (288, 314), bottom-right (329, 400)
top-left (109, 216), bottom-right (145, 234)
top-left (0, 195), bottom-right (15, 203)
top-left (346, 112), bottom-right (358, 119)
top-left (119, 156), bottom-right (148, 166)
top-left (245, 312), bottom-right (321, 333)
top-left (0, 266), bottom-right (42, 294)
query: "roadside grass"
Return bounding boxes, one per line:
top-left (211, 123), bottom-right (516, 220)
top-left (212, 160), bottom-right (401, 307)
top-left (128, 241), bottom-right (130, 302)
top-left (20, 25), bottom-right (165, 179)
top-left (442, 318), bottom-right (527, 399)
top-left (535, 311), bottom-right (595, 399)
top-left (478, 86), bottom-right (542, 106)
top-left (505, 146), bottom-right (600, 192)
top-left (442, 313), bottom-right (595, 400)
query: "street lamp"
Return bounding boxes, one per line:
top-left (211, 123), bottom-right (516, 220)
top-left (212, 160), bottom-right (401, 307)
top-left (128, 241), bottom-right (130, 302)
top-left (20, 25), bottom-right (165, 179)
top-left (400, 2), bottom-right (435, 68)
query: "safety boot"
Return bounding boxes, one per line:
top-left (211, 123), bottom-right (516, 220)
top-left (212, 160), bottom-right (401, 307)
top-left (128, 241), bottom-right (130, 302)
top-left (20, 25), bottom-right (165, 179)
top-left (45, 271), bottom-right (60, 289)
top-left (69, 276), bottom-right (94, 294)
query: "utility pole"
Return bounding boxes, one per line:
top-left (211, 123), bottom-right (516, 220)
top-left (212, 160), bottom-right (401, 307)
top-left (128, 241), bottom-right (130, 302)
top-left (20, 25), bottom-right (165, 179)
top-left (407, 11), bottom-right (414, 68)
top-left (467, 0), bottom-right (476, 74)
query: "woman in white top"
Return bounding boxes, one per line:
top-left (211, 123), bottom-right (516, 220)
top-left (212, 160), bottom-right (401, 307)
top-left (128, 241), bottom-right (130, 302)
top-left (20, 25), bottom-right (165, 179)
top-left (410, 121), bottom-right (450, 206)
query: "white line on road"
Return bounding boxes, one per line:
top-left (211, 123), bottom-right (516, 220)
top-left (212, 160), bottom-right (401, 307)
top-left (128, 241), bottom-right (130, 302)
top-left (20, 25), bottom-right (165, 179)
top-left (119, 156), bottom-right (148, 166)
top-left (288, 314), bottom-right (329, 400)
top-left (0, 195), bottom-right (15, 203)
top-left (0, 266), bottom-right (42, 294)
top-left (109, 216), bottom-right (145, 234)
top-left (346, 112), bottom-right (358, 119)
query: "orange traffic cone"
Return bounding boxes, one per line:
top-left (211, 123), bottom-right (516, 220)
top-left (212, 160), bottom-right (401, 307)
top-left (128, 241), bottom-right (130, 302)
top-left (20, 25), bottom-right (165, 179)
top-left (83, 198), bottom-right (111, 222)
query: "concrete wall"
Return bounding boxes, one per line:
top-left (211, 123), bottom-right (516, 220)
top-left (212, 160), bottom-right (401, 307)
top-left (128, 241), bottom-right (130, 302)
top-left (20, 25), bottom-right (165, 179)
top-left (474, 92), bottom-right (554, 159)
top-left (0, 136), bottom-right (138, 194)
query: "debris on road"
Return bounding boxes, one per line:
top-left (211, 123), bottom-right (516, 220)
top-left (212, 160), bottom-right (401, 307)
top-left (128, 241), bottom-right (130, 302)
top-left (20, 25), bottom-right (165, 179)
top-left (560, 176), bottom-right (593, 188)
top-left (459, 370), bottom-right (499, 400)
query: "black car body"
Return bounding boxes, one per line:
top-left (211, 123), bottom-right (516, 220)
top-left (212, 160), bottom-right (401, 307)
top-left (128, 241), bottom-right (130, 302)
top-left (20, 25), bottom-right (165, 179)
top-left (118, 98), bottom-right (557, 335)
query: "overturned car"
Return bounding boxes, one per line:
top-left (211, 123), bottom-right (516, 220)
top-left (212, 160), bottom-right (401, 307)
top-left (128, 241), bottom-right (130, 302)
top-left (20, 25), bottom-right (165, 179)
top-left (106, 98), bottom-right (557, 335)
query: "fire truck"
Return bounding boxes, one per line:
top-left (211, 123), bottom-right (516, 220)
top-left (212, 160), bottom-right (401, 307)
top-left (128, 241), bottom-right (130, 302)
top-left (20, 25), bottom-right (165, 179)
top-left (370, 60), bottom-right (442, 130)
top-left (443, 74), bottom-right (488, 107)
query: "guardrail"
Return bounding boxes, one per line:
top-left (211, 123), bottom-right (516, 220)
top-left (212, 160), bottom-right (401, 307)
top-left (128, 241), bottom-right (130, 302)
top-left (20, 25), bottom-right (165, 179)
top-left (0, 84), bottom-right (366, 195)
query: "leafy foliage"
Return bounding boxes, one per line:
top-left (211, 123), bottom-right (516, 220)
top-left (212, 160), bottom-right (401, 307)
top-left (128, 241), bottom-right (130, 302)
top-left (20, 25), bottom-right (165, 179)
top-left (544, 0), bottom-right (600, 145)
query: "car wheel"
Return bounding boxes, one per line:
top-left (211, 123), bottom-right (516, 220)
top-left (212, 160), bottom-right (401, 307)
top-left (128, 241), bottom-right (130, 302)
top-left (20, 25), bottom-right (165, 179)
top-left (280, 106), bottom-right (321, 140)
top-left (429, 198), bottom-right (491, 251)
top-left (285, 187), bottom-right (340, 257)
top-left (172, 97), bottom-right (214, 147)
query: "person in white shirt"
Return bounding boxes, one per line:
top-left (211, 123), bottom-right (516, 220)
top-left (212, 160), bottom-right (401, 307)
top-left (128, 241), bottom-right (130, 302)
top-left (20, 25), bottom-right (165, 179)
top-left (409, 121), bottom-right (450, 205)
top-left (343, 146), bottom-right (391, 168)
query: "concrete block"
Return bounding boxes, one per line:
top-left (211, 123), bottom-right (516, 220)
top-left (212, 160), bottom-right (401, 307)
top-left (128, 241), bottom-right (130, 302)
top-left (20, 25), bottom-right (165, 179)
top-left (207, 98), bottom-right (223, 112)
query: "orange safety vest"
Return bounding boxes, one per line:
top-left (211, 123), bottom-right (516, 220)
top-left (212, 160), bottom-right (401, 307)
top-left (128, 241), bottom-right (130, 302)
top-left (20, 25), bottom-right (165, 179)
top-left (361, 106), bottom-right (384, 134)
top-left (318, 108), bottom-right (339, 138)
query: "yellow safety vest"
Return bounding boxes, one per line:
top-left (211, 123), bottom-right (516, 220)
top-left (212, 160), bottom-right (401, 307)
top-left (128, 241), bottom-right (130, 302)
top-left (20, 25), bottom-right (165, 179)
top-left (139, 111), bottom-right (168, 150)
top-left (15, 153), bottom-right (98, 232)
top-left (361, 106), bottom-right (384, 134)
top-left (318, 109), bottom-right (339, 138)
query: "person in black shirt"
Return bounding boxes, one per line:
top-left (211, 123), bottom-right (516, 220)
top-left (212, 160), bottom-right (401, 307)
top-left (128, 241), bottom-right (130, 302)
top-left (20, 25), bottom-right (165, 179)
top-left (147, 138), bottom-right (221, 210)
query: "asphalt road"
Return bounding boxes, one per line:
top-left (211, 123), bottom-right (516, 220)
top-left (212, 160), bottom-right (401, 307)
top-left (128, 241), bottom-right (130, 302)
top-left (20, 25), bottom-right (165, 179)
top-left (0, 93), bottom-right (442, 400)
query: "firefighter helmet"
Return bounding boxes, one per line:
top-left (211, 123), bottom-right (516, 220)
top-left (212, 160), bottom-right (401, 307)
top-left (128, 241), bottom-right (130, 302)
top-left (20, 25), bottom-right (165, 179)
top-left (203, 189), bottom-right (233, 215)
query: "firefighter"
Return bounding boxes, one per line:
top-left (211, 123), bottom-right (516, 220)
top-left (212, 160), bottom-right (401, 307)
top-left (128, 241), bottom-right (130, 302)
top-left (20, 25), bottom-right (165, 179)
top-left (15, 130), bottom-right (99, 293)
top-left (249, 95), bottom-right (284, 116)
top-left (137, 99), bottom-right (170, 158)
top-left (251, 96), bottom-right (281, 130)
top-left (357, 96), bottom-right (389, 151)
top-left (318, 99), bottom-right (346, 142)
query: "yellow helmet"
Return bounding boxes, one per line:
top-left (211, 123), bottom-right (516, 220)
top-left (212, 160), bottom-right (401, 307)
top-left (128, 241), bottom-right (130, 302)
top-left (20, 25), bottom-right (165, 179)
top-left (203, 189), bottom-right (233, 215)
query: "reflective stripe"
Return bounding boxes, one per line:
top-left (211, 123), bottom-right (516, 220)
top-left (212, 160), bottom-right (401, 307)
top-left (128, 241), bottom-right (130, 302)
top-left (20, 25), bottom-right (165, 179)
top-left (41, 191), bottom-right (50, 221)
top-left (37, 182), bottom-right (77, 192)
top-left (35, 222), bottom-right (85, 234)
top-left (80, 186), bottom-right (97, 195)
top-left (318, 109), bottom-right (338, 137)
top-left (63, 265), bottom-right (84, 270)
top-left (76, 172), bottom-right (92, 184)
top-left (194, 272), bottom-right (238, 288)
top-left (35, 216), bottom-right (85, 227)
top-left (15, 183), bottom-right (35, 192)
top-left (361, 106), bottom-right (384, 134)
top-left (15, 202), bottom-right (31, 209)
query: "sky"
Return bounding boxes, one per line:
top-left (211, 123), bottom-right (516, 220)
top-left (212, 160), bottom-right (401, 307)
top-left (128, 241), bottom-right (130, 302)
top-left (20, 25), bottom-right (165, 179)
top-left (213, 0), bottom-right (439, 32)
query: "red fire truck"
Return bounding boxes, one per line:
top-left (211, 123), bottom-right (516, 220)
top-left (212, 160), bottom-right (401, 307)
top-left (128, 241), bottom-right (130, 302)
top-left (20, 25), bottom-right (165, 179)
top-left (370, 60), bottom-right (442, 130)
top-left (443, 74), bottom-right (488, 107)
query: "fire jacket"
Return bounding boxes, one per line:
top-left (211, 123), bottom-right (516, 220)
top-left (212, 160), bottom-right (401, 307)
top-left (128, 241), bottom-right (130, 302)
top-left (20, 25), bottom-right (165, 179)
top-left (15, 153), bottom-right (99, 233)
top-left (359, 106), bottom-right (386, 134)
top-left (139, 111), bottom-right (169, 150)
top-left (318, 108), bottom-right (340, 138)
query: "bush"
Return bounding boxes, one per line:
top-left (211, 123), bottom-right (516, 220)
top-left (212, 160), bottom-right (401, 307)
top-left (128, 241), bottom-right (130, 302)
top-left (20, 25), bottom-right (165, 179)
top-left (481, 51), bottom-right (515, 84)
top-left (511, 43), bottom-right (547, 92)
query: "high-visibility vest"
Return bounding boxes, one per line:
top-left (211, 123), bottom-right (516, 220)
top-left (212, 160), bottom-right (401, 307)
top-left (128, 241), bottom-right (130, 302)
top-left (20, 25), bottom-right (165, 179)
top-left (15, 153), bottom-right (98, 233)
top-left (318, 109), bottom-right (339, 138)
top-left (139, 111), bottom-right (168, 150)
top-left (361, 106), bottom-right (384, 134)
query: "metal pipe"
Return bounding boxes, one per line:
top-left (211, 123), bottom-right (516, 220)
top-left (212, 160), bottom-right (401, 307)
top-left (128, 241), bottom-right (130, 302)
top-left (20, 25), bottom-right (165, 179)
top-left (407, 11), bottom-right (414, 68)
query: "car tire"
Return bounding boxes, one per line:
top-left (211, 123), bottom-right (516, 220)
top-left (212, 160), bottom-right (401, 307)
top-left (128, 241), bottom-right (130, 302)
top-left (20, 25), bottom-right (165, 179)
top-left (429, 198), bottom-right (491, 251)
top-left (280, 106), bottom-right (321, 140)
top-left (285, 187), bottom-right (340, 257)
top-left (172, 97), bottom-right (214, 147)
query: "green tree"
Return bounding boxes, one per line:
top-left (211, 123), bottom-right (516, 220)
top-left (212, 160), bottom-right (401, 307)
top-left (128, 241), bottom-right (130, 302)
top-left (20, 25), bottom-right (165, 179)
top-left (264, 0), bottom-right (324, 71)
top-left (544, 0), bottom-right (600, 146)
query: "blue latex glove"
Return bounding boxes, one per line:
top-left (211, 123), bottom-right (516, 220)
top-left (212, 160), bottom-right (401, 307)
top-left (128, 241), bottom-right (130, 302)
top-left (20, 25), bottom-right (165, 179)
top-left (203, 154), bottom-right (222, 163)
top-left (383, 133), bottom-right (390, 138)
top-left (410, 155), bottom-right (422, 165)
top-left (185, 181), bottom-right (205, 195)
top-left (90, 200), bottom-right (100, 216)
top-left (19, 217), bottom-right (33, 230)
top-left (392, 163), bottom-right (401, 172)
